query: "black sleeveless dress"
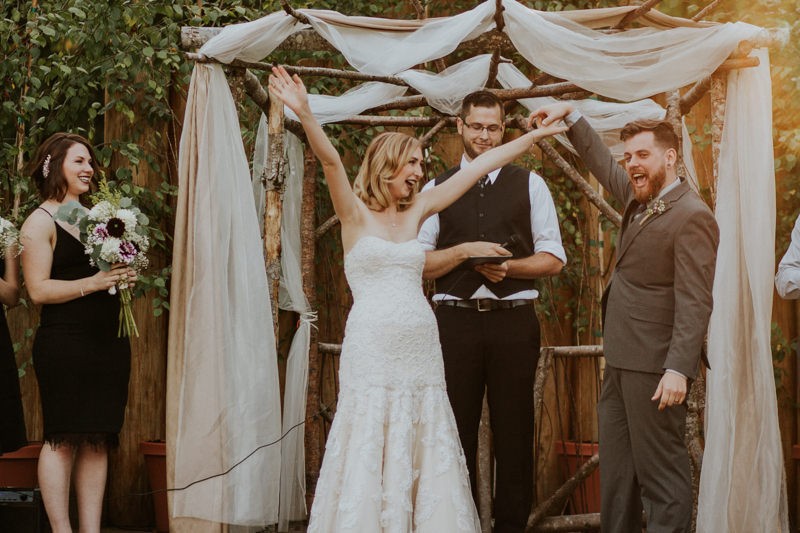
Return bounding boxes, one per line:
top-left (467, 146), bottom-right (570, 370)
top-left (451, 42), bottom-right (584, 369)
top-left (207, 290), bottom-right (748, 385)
top-left (33, 221), bottom-right (131, 447)
top-left (0, 260), bottom-right (27, 454)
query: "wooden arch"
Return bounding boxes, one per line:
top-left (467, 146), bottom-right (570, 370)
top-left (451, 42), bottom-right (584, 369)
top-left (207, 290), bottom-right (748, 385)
top-left (179, 1), bottom-right (776, 530)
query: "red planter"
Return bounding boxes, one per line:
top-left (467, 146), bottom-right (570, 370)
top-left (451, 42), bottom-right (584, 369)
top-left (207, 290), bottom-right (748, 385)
top-left (140, 441), bottom-right (168, 533)
top-left (554, 440), bottom-right (601, 514)
top-left (0, 442), bottom-right (43, 488)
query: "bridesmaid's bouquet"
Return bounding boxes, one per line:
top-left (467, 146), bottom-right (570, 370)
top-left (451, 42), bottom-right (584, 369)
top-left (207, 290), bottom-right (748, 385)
top-left (0, 216), bottom-right (22, 257)
top-left (56, 179), bottom-right (150, 337)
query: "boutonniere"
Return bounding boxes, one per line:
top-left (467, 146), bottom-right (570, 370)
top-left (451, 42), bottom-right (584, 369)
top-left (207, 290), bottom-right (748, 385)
top-left (639, 199), bottom-right (669, 226)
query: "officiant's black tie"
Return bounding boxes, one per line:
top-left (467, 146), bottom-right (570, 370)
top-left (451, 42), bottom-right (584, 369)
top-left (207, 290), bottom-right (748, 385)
top-left (478, 175), bottom-right (489, 189)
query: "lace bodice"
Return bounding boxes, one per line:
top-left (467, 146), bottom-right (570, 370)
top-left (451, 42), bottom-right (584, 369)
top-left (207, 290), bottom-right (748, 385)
top-left (340, 236), bottom-right (444, 390)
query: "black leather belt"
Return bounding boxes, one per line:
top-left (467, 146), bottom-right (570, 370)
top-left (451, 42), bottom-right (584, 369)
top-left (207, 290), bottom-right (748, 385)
top-left (436, 299), bottom-right (534, 312)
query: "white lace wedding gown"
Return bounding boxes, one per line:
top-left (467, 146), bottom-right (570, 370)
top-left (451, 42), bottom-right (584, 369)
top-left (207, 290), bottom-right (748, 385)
top-left (308, 236), bottom-right (481, 533)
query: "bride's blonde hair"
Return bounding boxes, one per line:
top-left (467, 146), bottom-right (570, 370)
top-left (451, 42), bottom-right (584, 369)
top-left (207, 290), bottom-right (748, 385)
top-left (353, 132), bottom-right (421, 212)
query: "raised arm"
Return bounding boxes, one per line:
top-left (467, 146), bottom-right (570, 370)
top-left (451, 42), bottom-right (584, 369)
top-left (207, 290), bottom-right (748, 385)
top-left (418, 122), bottom-right (567, 219)
top-left (269, 66), bottom-right (359, 224)
top-left (531, 102), bottom-right (631, 205)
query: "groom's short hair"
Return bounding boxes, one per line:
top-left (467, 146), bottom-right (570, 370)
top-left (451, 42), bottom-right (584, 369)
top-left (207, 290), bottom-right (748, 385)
top-left (620, 119), bottom-right (679, 152)
top-left (460, 90), bottom-right (504, 119)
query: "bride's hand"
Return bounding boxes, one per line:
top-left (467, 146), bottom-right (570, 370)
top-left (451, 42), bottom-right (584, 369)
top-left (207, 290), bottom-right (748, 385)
top-left (528, 116), bottom-right (569, 142)
top-left (269, 65), bottom-right (310, 116)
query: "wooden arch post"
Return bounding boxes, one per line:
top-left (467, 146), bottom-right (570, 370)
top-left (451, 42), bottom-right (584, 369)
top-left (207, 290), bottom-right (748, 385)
top-left (264, 87), bottom-right (286, 335)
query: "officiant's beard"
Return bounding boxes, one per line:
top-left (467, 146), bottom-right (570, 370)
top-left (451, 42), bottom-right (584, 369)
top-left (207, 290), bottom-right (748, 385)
top-left (462, 133), bottom-right (502, 161)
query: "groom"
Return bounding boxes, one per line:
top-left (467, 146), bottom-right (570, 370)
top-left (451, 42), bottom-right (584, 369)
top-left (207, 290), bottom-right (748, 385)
top-left (532, 102), bottom-right (719, 532)
top-left (418, 90), bottom-right (566, 533)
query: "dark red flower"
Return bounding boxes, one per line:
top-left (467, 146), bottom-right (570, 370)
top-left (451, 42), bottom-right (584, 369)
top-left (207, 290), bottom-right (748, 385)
top-left (106, 217), bottom-right (125, 238)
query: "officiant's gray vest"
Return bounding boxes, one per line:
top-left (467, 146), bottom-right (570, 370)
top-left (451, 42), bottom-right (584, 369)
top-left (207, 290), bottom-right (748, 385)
top-left (435, 164), bottom-right (536, 299)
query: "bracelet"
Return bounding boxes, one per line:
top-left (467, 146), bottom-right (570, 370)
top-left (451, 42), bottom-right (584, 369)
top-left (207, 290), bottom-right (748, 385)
top-left (80, 286), bottom-right (85, 297)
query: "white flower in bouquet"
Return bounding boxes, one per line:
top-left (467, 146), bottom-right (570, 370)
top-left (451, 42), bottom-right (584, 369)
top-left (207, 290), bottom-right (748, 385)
top-left (99, 237), bottom-right (124, 264)
top-left (115, 208), bottom-right (138, 231)
top-left (88, 200), bottom-right (116, 222)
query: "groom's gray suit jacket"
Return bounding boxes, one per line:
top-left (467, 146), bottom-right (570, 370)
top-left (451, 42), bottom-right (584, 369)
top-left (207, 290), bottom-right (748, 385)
top-left (568, 117), bottom-right (719, 379)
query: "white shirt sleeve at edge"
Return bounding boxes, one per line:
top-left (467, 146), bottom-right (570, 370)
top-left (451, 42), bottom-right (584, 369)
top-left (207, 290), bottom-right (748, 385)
top-left (776, 213), bottom-right (800, 299)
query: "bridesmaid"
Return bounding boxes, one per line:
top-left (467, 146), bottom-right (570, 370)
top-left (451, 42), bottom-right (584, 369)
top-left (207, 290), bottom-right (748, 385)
top-left (22, 132), bottom-right (134, 533)
top-left (0, 235), bottom-right (24, 455)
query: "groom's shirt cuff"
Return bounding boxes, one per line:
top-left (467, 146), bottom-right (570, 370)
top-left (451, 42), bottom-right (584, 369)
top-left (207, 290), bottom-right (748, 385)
top-left (564, 109), bottom-right (583, 127)
top-left (665, 368), bottom-right (687, 380)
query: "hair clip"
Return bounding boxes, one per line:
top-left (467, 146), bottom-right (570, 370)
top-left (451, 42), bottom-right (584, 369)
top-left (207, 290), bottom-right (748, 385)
top-left (42, 154), bottom-right (52, 178)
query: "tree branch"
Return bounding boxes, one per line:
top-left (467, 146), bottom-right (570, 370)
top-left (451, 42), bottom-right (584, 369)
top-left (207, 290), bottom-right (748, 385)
top-left (613, 0), bottom-right (663, 30)
top-left (692, 0), bottom-right (722, 21)
top-left (315, 214), bottom-right (340, 240)
top-left (528, 454), bottom-right (599, 527)
top-left (319, 343), bottom-right (604, 356)
top-left (279, 0), bottom-right (310, 25)
top-left (679, 77), bottom-right (712, 115)
top-left (419, 117), bottom-right (450, 148)
top-left (185, 53), bottom-right (408, 85)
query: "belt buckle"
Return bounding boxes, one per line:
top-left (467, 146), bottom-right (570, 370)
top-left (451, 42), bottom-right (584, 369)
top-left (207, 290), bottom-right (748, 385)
top-left (476, 299), bottom-right (492, 312)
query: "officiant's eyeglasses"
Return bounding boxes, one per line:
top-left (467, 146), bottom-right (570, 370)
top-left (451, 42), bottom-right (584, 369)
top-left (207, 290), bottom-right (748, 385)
top-left (464, 122), bottom-right (503, 134)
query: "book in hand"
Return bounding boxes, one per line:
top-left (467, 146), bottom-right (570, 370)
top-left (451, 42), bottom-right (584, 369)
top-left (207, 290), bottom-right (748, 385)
top-left (462, 255), bottom-right (511, 268)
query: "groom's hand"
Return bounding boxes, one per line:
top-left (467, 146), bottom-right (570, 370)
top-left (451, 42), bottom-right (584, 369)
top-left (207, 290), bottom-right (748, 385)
top-left (651, 372), bottom-right (687, 411)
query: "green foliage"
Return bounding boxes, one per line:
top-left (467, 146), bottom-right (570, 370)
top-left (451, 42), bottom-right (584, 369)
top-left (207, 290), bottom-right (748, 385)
top-left (14, 326), bottom-right (35, 378)
top-left (1, 1), bottom-right (288, 315)
top-left (771, 321), bottom-right (794, 403)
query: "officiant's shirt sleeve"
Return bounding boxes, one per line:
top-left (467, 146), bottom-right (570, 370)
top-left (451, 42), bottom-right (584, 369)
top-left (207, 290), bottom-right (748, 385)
top-left (529, 172), bottom-right (567, 265)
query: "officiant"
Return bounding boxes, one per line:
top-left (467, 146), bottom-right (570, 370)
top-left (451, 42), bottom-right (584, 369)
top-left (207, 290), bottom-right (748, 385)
top-left (418, 90), bottom-right (566, 533)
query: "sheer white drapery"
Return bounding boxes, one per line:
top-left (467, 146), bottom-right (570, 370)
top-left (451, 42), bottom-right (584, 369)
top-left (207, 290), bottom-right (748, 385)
top-left (399, 54), bottom-right (493, 115)
top-left (170, 64), bottom-right (282, 527)
top-left (174, 1), bottom-right (785, 529)
top-left (284, 82), bottom-right (408, 125)
top-left (252, 126), bottom-right (314, 530)
top-left (301, 2), bottom-right (496, 76)
top-left (278, 133), bottom-right (315, 530)
top-left (698, 48), bottom-right (788, 532)
top-left (199, 10), bottom-right (307, 64)
top-left (501, 0), bottom-right (763, 102)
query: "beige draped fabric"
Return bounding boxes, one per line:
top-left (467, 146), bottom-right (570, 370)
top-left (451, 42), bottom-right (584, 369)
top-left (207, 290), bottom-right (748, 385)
top-left (168, 64), bottom-right (282, 531)
top-left (305, 4), bottom-right (712, 31)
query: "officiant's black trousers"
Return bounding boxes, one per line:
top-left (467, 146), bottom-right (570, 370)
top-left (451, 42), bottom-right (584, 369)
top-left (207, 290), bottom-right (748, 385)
top-left (435, 303), bottom-right (540, 533)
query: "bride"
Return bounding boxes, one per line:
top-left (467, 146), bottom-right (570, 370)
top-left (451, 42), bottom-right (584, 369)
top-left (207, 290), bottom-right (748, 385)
top-left (269, 66), bottom-right (566, 532)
